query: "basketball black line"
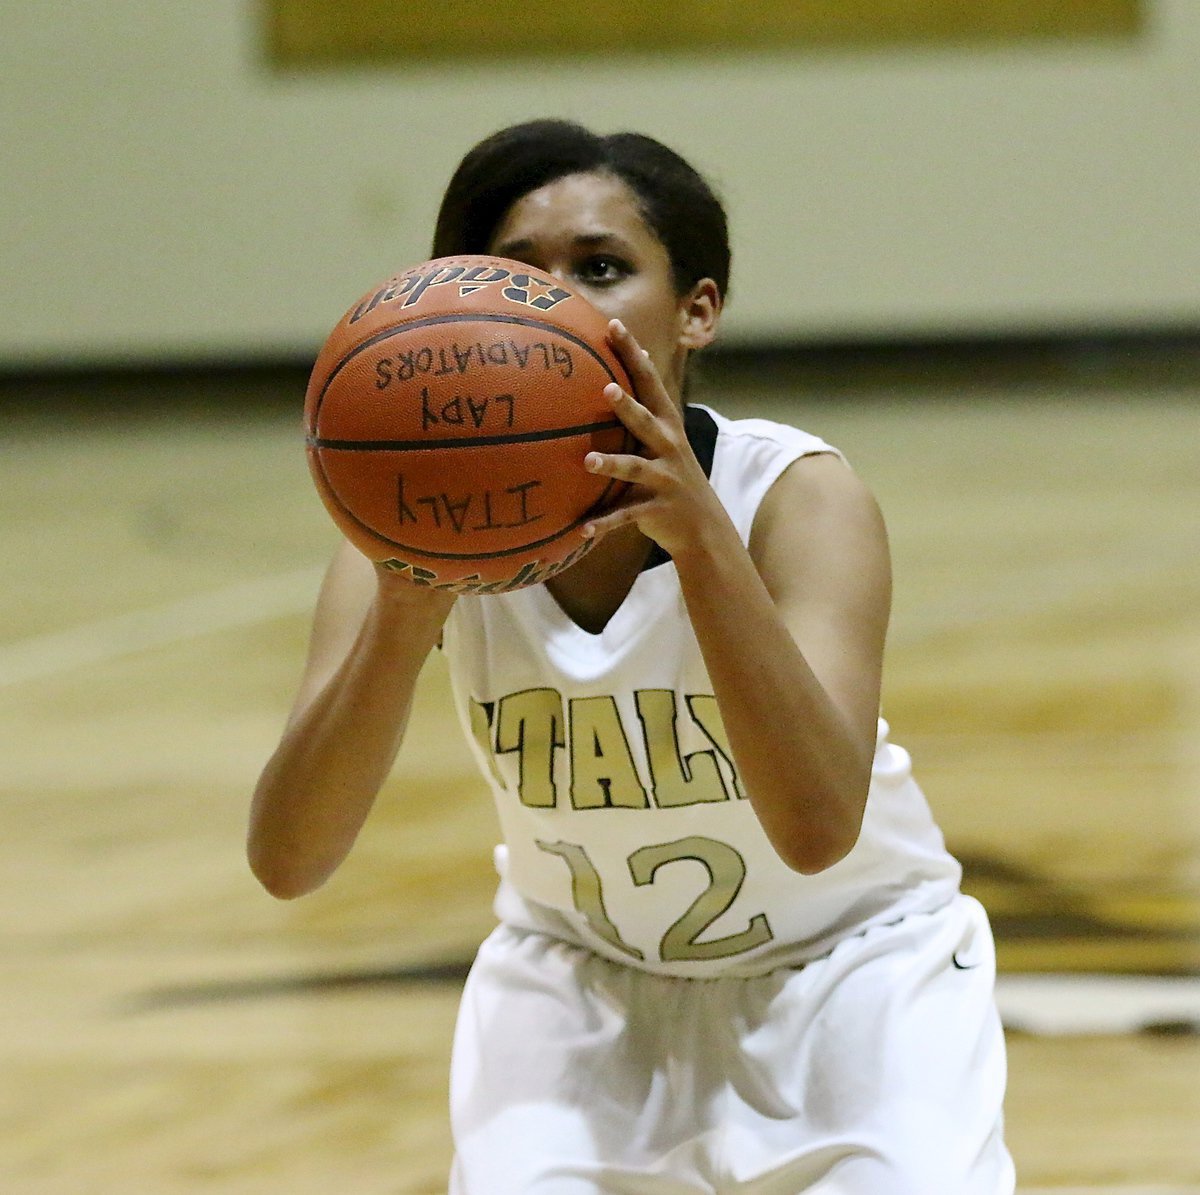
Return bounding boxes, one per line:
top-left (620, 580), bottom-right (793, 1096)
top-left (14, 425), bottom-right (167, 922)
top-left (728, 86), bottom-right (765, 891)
top-left (309, 310), bottom-right (626, 434)
top-left (310, 417), bottom-right (625, 453)
top-left (308, 428), bottom-right (634, 563)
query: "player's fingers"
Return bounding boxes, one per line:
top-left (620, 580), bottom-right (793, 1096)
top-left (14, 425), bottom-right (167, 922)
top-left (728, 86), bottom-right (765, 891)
top-left (601, 382), bottom-right (674, 455)
top-left (584, 448), bottom-right (659, 486)
top-left (608, 320), bottom-right (676, 420)
top-left (582, 496), bottom-right (652, 541)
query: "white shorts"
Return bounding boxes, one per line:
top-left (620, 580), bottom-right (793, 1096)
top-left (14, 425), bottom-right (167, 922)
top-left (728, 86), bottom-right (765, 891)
top-left (449, 893), bottom-right (1014, 1194)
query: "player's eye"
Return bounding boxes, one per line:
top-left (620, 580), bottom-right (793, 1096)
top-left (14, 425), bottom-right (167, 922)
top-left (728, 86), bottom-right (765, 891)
top-left (576, 255), bottom-right (630, 286)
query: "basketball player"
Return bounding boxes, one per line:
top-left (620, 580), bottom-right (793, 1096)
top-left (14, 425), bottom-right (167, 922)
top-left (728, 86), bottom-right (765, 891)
top-left (249, 120), bottom-right (1015, 1193)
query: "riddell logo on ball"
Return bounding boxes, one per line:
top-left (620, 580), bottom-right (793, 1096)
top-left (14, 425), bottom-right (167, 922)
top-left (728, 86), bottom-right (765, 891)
top-left (348, 264), bottom-right (573, 324)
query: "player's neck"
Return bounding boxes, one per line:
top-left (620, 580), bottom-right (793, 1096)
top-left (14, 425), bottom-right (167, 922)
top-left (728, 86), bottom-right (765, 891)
top-left (544, 525), bottom-right (654, 634)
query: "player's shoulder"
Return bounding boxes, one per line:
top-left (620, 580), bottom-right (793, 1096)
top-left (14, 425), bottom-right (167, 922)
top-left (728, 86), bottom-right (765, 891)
top-left (703, 405), bottom-right (883, 556)
top-left (752, 438), bottom-right (886, 577)
top-left (701, 404), bottom-right (844, 462)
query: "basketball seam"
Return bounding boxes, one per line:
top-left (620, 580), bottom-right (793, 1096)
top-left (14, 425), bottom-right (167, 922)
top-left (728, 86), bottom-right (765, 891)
top-left (309, 417), bottom-right (625, 453)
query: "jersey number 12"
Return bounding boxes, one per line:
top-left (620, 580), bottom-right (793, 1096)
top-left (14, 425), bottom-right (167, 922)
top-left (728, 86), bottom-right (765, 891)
top-left (536, 834), bottom-right (774, 963)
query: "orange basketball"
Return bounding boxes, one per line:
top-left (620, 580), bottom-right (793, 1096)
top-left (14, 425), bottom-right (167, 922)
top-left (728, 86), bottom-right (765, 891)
top-left (304, 255), bottom-right (634, 593)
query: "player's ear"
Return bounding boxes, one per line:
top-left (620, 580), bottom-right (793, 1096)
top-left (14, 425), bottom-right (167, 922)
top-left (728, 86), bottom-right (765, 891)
top-left (677, 278), bottom-right (722, 351)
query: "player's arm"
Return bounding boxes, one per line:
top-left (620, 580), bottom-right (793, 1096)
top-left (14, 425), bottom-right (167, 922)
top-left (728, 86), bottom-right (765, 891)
top-left (744, 453), bottom-right (890, 864)
top-left (247, 539), bottom-right (456, 898)
top-left (652, 453), bottom-right (887, 874)
top-left (585, 321), bottom-right (887, 873)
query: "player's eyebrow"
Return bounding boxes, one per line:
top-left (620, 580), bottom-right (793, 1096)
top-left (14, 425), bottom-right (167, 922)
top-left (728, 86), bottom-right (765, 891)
top-left (492, 232), bottom-right (636, 258)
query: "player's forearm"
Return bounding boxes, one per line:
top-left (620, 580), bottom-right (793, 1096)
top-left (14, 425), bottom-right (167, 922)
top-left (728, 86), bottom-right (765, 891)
top-left (247, 591), bottom-right (452, 898)
top-left (673, 533), bottom-right (873, 874)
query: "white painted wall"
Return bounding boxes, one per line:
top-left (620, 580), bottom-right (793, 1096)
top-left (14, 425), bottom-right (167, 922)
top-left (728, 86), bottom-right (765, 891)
top-left (3, 1), bottom-right (1198, 367)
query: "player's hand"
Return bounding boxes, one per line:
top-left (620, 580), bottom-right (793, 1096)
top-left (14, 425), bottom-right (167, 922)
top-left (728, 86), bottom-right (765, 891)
top-left (373, 559), bottom-right (461, 607)
top-left (581, 320), bottom-right (725, 559)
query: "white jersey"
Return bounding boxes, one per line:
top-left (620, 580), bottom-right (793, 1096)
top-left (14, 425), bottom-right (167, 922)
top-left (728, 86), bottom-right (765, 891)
top-left (441, 405), bottom-right (961, 978)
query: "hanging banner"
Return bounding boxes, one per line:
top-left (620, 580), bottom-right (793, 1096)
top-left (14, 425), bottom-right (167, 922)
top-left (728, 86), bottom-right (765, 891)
top-left (266, 0), bottom-right (1142, 68)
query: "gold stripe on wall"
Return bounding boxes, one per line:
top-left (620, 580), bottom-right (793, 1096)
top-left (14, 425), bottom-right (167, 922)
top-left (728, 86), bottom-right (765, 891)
top-left (267, 0), bottom-right (1142, 67)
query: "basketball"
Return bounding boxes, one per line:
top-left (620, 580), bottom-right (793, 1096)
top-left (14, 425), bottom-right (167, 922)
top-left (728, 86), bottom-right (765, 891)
top-left (303, 254), bottom-right (635, 593)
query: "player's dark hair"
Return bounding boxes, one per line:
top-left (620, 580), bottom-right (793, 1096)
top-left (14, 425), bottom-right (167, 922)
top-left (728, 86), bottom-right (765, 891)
top-left (433, 119), bottom-right (731, 301)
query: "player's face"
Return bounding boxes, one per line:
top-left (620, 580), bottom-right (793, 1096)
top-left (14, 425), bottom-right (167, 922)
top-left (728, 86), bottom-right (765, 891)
top-left (488, 171), bottom-right (713, 401)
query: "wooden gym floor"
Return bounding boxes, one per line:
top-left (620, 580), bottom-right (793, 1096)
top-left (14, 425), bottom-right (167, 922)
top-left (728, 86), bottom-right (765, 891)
top-left (1, 350), bottom-right (1197, 1193)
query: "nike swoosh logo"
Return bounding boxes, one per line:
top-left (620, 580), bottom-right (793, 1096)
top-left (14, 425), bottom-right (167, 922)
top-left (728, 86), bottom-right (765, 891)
top-left (952, 951), bottom-right (981, 970)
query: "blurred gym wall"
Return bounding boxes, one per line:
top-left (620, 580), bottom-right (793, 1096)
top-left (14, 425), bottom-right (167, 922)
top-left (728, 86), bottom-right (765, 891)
top-left (1, 0), bottom-right (1196, 369)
